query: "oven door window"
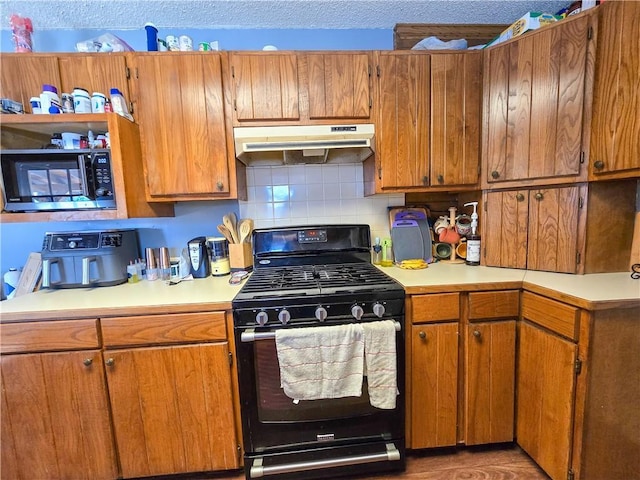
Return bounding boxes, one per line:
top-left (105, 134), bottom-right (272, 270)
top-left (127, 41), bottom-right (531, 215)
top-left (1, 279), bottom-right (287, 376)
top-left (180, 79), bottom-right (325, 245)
top-left (254, 339), bottom-right (379, 422)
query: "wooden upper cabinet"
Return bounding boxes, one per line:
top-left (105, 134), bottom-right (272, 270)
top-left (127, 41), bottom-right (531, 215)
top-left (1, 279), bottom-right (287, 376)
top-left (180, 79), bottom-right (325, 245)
top-left (57, 53), bottom-right (130, 105)
top-left (430, 51), bottom-right (482, 187)
top-left (483, 13), bottom-right (591, 188)
top-left (590, 0), bottom-right (640, 179)
top-left (302, 52), bottom-right (372, 120)
top-left (375, 51), bottom-right (430, 190)
top-left (483, 185), bottom-right (582, 273)
top-left (0, 54), bottom-right (61, 108)
top-left (370, 51), bottom-right (481, 194)
top-left (131, 52), bottom-right (232, 200)
top-left (229, 52), bottom-right (300, 122)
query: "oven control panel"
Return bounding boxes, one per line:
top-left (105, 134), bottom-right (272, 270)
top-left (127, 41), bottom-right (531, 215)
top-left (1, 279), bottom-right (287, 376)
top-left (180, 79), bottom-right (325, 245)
top-left (297, 229), bottom-right (327, 243)
top-left (236, 297), bottom-right (405, 328)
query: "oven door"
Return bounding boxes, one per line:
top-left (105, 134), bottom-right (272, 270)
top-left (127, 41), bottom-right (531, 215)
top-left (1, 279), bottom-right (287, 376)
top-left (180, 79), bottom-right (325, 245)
top-left (0, 149), bottom-right (115, 212)
top-left (234, 322), bottom-right (405, 455)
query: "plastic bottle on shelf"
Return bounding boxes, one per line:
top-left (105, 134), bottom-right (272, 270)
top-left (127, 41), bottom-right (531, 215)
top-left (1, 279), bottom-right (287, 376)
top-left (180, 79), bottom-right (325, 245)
top-left (40, 84), bottom-right (61, 114)
top-left (109, 88), bottom-right (133, 121)
top-left (3, 268), bottom-right (20, 299)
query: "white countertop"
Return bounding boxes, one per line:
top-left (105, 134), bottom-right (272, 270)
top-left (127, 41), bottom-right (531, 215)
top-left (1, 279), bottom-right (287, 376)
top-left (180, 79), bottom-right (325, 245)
top-left (1, 264), bottom-right (638, 322)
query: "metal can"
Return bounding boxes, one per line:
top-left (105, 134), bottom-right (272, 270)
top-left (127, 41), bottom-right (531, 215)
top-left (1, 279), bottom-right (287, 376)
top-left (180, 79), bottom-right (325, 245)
top-left (179, 35), bottom-right (193, 51)
top-left (198, 41), bottom-right (210, 51)
top-left (166, 35), bottom-right (180, 51)
top-left (61, 93), bottom-right (74, 113)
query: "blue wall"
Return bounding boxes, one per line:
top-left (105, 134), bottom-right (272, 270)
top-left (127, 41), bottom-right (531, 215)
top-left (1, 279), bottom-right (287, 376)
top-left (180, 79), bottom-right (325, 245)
top-left (0, 27), bottom-right (393, 294)
top-left (1, 27), bottom-right (392, 53)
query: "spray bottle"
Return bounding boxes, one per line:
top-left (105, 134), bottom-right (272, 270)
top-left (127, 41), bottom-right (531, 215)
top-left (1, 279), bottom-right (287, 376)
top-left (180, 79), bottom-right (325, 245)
top-left (464, 202), bottom-right (481, 266)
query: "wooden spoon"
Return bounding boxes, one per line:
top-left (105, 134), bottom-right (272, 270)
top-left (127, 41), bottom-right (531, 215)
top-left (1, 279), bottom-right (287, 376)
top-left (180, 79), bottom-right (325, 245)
top-left (217, 224), bottom-right (235, 244)
top-left (222, 214), bottom-right (239, 243)
top-left (239, 219), bottom-right (253, 244)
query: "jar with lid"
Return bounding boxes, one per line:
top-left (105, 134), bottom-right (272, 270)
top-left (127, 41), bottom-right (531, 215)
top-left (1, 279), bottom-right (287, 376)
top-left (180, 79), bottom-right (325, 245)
top-left (73, 87), bottom-right (91, 113)
top-left (91, 92), bottom-right (106, 113)
top-left (40, 84), bottom-right (61, 114)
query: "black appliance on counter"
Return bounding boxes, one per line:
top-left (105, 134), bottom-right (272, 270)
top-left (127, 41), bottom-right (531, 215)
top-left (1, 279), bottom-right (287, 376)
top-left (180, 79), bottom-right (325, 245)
top-left (232, 224), bottom-right (406, 480)
top-left (41, 229), bottom-right (139, 288)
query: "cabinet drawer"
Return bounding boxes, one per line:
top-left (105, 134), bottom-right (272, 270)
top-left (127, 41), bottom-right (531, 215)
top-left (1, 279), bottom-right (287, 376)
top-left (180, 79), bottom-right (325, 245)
top-left (101, 311), bottom-right (227, 347)
top-left (521, 292), bottom-right (579, 341)
top-left (411, 293), bottom-right (460, 323)
top-left (468, 290), bottom-right (519, 321)
top-left (0, 319), bottom-right (99, 354)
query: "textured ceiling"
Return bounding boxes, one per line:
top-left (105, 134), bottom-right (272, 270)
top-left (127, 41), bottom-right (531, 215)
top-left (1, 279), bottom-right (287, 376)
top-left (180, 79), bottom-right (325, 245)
top-left (2, 0), bottom-right (569, 30)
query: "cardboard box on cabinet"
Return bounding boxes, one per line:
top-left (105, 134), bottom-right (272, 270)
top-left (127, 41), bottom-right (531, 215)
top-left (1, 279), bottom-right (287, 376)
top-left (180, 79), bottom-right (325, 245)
top-left (485, 12), bottom-right (563, 47)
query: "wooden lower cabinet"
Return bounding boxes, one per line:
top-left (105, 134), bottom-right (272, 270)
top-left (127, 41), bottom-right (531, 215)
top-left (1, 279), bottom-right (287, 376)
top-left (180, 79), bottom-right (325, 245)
top-left (409, 322), bottom-right (459, 448)
top-left (465, 319), bottom-right (516, 445)
top-left (517, 320), bottom-right (577, 480)
top-left (0, 350), bottom-right (117, 480)
top-left (101, 311), bottom-right (239, 478)
top-left (518, 291), bottom-right (640, 480)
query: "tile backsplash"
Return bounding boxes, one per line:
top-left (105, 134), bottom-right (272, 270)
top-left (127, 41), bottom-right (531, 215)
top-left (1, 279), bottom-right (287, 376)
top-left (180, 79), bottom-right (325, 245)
top-left (239, 164), bottom-right (405, 241)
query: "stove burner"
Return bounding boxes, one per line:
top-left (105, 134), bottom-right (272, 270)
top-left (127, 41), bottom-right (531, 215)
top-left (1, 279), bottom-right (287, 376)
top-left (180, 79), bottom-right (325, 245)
top-left (235, 263), bottom-right (402, 300)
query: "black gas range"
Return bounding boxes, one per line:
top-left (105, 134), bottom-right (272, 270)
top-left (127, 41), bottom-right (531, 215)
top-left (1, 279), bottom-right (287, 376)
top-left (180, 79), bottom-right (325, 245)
top-left (232, 225), bottom-right (406, 480)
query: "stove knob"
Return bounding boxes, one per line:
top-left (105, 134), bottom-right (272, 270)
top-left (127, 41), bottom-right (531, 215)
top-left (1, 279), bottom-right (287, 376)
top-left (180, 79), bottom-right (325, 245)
top-left (278, 309), bottom-right (291, 325)
top-left (373, 302), bottom-right (386, 318)
top-left (255, 311), bottom-right (268, 326)
top-left (315, 307), bottom-right (328, 322)
top-left (351, 305), bottom-right (364, 321)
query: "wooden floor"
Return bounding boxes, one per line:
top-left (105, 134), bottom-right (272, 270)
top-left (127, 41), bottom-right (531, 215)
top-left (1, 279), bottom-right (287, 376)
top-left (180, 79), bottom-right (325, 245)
top-left (198, 444), bottom-right (550, 480)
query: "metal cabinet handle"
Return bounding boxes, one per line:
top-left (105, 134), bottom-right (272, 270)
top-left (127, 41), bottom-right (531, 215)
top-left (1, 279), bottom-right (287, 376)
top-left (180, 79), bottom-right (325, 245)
top-left (418, 331), bottom-right (426, 339)
top-left (105, 358), bottom-right (115, 367)
top-left (491, 170), bottom-right (500, 179)
top-left (473, 330), bottom-right (481, 338)
top-left (535, 192), bottom-right (544, 200)
top-left (422, 176), bottom-right (429, 185)
top-left (216, 181), bottom-right (224, 191)
top-left (437, 174), bottom-right (444, 184)
top-left (593, 160), bottom-right (605, 170)
top-left (83, 358), bottom-right (93, 366)
top-left (516, 193), bottom-right (525, 202)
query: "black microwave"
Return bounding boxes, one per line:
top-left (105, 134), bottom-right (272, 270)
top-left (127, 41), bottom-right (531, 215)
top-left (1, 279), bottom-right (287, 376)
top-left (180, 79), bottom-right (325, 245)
top-left (0, 149), bottom-right (116, 212)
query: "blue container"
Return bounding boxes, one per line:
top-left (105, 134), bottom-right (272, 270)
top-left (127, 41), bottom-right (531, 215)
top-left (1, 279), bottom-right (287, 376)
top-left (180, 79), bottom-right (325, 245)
top-left (144, 23), bottom-right (158, 51)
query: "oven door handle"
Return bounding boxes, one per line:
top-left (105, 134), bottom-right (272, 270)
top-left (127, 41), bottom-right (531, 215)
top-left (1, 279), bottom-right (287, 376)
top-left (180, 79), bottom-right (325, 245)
top-left (250, 442), bottom-right (401, 478)
top-left (240, 321), bottom-right (401, 343)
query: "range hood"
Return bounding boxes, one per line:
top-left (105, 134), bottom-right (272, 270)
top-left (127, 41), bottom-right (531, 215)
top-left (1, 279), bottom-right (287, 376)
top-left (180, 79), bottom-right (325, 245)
top-left (233, 124), bottom-right (374, 165)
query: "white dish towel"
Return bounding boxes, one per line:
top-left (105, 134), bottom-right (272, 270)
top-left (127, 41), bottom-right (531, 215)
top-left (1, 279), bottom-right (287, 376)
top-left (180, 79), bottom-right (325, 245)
top-left (275, 323), bottom-right (364, 401)
top-left (363, 320), bottom-right (398, 409)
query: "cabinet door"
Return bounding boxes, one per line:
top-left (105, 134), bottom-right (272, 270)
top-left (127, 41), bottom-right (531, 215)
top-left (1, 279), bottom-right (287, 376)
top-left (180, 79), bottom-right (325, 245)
top-left (527, 186), bottom-right (580, 273)
top-left (133, 53), bottom-right (230, 198)
top-left (483, 190), bottom-right (529, 269)
top-left (303, 52), bottom-right (371, 120)
top-left (517, 321), bottom-right (577, 480)
top-left (230, 52), bottom-right (299, 122)
top-left (590, 0), bottom-right (640, 178)
top-left (410, 322), bottom-right (458, 448)
top-left (0, 54), bottom-right (61, 108)
top-left (58, 54), bottom-right (131, 105)
top-left (0, 351), bottom-right (117, 480)
top-left (484, 16), bottom-right (588, 185)
top-left (376, 52), bottom-right (430, 189)
top-left (430, 52), bottom-right (481, 187)
top-left (104, 342), bottom-right (238, 478)
top-left (465, 320), bottom-right (515, 445)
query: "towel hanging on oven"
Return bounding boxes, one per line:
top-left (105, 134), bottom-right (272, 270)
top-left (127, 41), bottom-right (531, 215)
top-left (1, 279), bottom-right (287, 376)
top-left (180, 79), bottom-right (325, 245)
top-left (363, 320), bottom-right (398, 409)
top-left (275, 324), bottom-right (364, 401)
